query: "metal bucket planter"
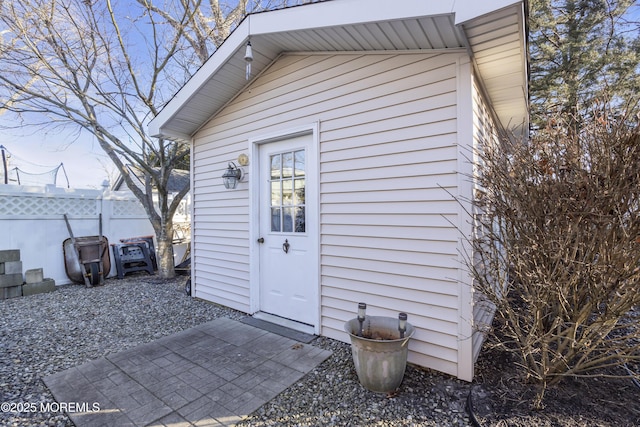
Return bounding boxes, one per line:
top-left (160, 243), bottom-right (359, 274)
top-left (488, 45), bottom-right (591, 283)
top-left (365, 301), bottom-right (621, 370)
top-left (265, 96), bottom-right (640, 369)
top-left (344, 305), bottom-right (415, 393)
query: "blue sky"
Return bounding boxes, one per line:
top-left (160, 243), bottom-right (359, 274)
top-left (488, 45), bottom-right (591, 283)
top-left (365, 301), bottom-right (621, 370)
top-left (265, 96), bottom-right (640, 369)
top-left (0, 1), bottom-right (309, 190)
top-left (1, 127), bottom-right (112, 189)
top-left (2, 0), bottom-right (638, 190)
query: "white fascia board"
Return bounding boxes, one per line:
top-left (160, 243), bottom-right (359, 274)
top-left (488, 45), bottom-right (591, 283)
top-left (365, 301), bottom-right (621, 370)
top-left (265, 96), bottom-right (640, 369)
top-left (148, 25), bottom-right (250, 139)
top-left (251, 0), bottom-right (457, 35)
top-left (251, 0), bottom-right (521, 34)
top-left (452, 0), bottom-right (523, 24)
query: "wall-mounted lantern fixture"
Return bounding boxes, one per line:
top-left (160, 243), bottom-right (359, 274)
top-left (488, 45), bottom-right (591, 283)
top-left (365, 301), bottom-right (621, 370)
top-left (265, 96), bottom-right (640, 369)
top-left (222, 162), bottom-right (243, 189)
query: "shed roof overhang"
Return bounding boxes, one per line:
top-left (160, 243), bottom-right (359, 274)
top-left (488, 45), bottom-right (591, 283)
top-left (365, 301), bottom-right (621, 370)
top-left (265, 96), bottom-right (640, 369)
top-left (148, 0), bottom-right (528, 142)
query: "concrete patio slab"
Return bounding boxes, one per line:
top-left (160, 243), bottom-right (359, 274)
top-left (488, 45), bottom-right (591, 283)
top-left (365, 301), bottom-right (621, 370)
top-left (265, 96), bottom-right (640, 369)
top-left (43, 317), bottom-right (332, 426)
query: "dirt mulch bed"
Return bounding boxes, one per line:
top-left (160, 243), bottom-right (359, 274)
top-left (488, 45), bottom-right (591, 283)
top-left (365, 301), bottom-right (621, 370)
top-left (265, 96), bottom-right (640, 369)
top-left (469, 346), bottom-right (640, 426)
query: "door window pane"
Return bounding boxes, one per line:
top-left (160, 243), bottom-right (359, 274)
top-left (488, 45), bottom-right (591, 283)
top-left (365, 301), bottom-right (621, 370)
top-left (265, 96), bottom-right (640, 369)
top-left (294, 207), bottom-right (305, 232)
top-left (268, 149), bottom-right (306, 233)
top-left (294, 178), bottom-right (305, 205)
top-left (271, 181), bottom-right (281, 206)
top-left (270, 154), bottom-right (281, 179)
top-left (282, 180), bottom-right (293, 205)
top-left (271, 208), bottom-right (281, 232)
top-left (294, 150), bottom-right (305, 177)
top-left (283, 207), bottom-right (294, 232)
top-left (282, 152), bottom-right (293, 178)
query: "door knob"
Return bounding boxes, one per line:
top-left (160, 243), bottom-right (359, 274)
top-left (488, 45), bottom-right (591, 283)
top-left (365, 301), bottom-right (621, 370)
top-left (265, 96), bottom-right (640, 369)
top-left (257, 237), bottom-right (264, 243)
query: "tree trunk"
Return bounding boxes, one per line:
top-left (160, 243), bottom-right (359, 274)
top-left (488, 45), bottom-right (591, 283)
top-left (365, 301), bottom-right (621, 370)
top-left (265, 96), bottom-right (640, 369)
top-left (154, 221), bottom-right (176, 279)
top-left (156, 235), bottom-right (175, 279)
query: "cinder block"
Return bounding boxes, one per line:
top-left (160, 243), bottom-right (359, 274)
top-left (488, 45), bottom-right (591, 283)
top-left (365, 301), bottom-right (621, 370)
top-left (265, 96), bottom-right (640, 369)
top-left (0, 273), bottom-right (23, 288)
top-left (1, 285), bottom-right (22, 300)
top-left (3, 261), bottom-right (23, 275)
top-left (0, 250), bottom-right (20, 263)
top-left (25, 268), bottom-right (44, 284)
top-left (22, 278), bottom-right (56, 296)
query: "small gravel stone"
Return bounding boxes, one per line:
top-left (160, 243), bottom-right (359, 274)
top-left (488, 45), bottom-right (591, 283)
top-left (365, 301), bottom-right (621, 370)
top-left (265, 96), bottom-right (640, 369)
top-left (0, 275), bottom-right (474, 426)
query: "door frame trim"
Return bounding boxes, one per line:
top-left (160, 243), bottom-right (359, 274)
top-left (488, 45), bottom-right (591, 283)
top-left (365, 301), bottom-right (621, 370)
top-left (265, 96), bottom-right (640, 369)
top-left (248, 122), bottom-right (320, 334)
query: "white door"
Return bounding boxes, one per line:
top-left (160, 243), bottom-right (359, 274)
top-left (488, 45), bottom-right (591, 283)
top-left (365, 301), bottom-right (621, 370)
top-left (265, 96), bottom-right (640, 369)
top-left (258, 133), bottom-right (317, 326)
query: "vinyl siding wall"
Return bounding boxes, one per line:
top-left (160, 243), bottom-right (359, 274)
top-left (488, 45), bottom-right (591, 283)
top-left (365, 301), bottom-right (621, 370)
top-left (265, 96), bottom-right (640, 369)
top-left (192, 51), bottom-right (474, 379)
top-left (470, 75), bottom-right (500, 363)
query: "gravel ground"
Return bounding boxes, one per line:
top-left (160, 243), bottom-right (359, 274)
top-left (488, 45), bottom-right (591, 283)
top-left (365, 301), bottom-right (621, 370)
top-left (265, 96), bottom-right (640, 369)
top-left (0, 275), bottom-right (475, 426)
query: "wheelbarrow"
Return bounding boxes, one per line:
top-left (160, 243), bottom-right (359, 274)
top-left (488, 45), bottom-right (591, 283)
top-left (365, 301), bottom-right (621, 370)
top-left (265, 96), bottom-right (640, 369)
top-left (63, 214), bottom-right (110, 287)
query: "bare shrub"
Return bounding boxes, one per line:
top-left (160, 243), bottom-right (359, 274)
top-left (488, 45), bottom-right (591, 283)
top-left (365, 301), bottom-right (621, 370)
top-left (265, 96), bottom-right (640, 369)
top-left (472, 108), bottom-right (640, 406)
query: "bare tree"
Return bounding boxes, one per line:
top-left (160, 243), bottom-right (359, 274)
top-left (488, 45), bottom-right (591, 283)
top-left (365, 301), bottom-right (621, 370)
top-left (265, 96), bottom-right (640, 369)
top-left (141, 0), bottom-right (248, 64)
top-left (471, 104), bottom-right (640, 407)
top-left (0, 0), bottom-right (301, 278)
top-left (0, 0), bottom-right (198, 278)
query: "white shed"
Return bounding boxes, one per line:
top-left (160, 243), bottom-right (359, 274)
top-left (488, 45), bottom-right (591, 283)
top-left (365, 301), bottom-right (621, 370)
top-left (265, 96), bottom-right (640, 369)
top-left (149, 0), bottom-right (528, 381)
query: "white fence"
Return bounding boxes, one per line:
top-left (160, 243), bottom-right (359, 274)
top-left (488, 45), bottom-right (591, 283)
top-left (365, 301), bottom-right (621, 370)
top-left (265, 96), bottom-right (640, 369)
top-left (0, 184), bottom-right (157, 285)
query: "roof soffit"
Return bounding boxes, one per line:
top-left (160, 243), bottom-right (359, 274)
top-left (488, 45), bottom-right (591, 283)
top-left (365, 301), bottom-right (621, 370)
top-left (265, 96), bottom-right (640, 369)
top-left (149, 0), bottom-right (527, 140)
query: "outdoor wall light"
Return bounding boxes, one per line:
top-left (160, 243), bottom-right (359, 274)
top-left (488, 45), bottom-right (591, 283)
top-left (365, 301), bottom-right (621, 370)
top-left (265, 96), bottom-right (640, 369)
top-left (244, 40), bottom-right (253, 80)
top-left (222, 162), bottom-right (243, 189)
top-left (244, 13), bottom-right (253, 80)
